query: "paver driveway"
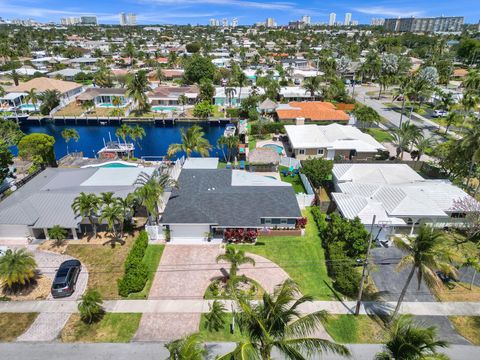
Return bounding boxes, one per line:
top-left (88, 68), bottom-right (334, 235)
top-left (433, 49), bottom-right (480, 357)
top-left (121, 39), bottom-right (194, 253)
top-left (135, 244), bottom-right (289, 341)
top-left (17, 248), bottom-right (88, 342)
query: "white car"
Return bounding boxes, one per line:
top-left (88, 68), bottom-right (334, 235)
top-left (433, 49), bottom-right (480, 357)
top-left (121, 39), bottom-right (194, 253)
top-left (433, 109), bottom-right (448, 118)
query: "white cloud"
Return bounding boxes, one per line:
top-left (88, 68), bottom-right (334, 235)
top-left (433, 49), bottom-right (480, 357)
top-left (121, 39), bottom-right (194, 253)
top-left (353, 6), bottom-right (424, 18)
top-left (138, 0), bottom-right (296, 11)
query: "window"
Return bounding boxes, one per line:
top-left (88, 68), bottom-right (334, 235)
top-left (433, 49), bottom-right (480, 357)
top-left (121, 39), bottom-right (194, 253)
top-left (280, 219), bottom-right (288, 224)
top-left (264, 218), bottom-right (272, 224)
top-left (299, 149), bottom-right (305, 155)
top-left (272, 218), bottom-right (281, 225)
top-left (317, 149), bottom-right (324, 155)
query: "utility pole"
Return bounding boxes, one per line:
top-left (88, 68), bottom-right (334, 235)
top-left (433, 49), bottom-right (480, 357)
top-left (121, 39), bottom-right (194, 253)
top-left (355, 215), bottom-right (376, 316)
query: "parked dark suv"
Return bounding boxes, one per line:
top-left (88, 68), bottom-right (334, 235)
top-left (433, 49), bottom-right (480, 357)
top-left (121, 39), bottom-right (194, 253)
top-left (51, 260), bottom-right (81, 298)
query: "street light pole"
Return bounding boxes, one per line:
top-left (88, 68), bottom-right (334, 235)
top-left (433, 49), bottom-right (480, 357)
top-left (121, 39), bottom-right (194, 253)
top-left (354, 215), bottom-right (376, 316)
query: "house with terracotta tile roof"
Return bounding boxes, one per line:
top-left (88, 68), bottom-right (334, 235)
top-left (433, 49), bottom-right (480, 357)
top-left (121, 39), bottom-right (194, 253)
top-left (6, 77), bottom-right (83, 98)
top-left (275, 101), bottom-right (350, 124)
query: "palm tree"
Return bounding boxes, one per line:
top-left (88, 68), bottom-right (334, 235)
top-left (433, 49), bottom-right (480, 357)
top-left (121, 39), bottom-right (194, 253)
top-left (123, 41), bottom-right (136, 67)
top-left (236, 72), bottom-right (248, 104)
top-left (178, 94), bottom-right (188, 114)
top-left (204, 300), bottom-right (227, 332)
top-left (130, 124), bottom-right (146, 152)
top-left (391, 121), bottom-right (418, 159)
top-left (375, 316), bottom-right (448, 360)
top-left (218, 280), bottom-right (350, 360)
top-left (61, 128), bottom-right (80, 154)
top-left (391, 226), bottom-right (457, 320)
top-left (111, 95), bottom-right (123, 119)
top-left (81, 100), bottom-right (95, 115)
top-left (115, 123), bottom-right (132, 145)
top-left (166, 333), bottom-right (206, 360)
top-left (155, 67), bottom-right (164, 84)
top-left (217, 135), bottom-right (239, 162)
top-left (9, 69), bottom-right (20, 86)
top-left (48, 225), bottom-right (67, 247)
top-left (462, 70), bottom-right (480, 93)
top-left (413, 136), bottom-right (434, 161)
top-left (72, 192), bottom-right (100, 239)
top-left (126, 71), bottom-right (151, 113)
top-left (0, 248), bottom-right (37, 290)
top-left (39, 89), bottom-right (61, 115)
top-left (115, 194), bottom-right (137, 237)
top-left (24, 88), bottom-right (39, 112)
top-left (444, 112), bottom-right (461, 134)
top-left (216, 245), bottom-right (255, 281)
top-left (225, 87), bottom-right (237, 108)
top-left (78, 289), bottom-right (104, 324)
top-left (99, 203), bottom-right (124, 240)
top-left (100, 191), bottom-right (116, 206)
top-left (167, 125), bottom-right (212, 158)
top-left (302, 76), bottom-right (321, 100)
top-left (134, 172), bottom-right (178, 224)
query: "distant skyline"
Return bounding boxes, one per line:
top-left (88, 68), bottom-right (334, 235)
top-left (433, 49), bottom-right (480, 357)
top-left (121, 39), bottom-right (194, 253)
top-left (0, 0), bottom-right (478, 25)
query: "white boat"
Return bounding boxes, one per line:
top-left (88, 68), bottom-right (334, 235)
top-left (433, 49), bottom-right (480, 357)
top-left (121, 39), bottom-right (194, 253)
top-left (223, 124), bottom-right (236, 137)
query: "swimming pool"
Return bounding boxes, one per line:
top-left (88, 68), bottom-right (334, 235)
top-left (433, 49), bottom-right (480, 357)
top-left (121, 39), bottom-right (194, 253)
top-left (100, 163), bottom-right (137, 168)
top-left (82, 161), bottom-right (138, 168)
top-left (262, 144), bottom-right (284, 154)
top-left (18, 104), bottom-right (37, 112)
top-left (152, 106), bottom-right (178, 112)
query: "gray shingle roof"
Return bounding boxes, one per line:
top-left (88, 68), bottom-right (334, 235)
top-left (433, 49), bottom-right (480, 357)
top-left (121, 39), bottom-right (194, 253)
top-left (160, 169), bottom-right (301, 227)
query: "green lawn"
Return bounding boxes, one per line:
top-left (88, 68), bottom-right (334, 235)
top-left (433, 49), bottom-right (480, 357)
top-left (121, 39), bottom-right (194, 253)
top-left (234, 208), bottom-right (334, 300)
top-left (364, 128), bottom-right (393, 143)
top-left (198, 313), bottom-right (246, 342)
top-left (0, 313), bottom-right (38, 342)
top-left (449, 316), bottom-right (480, 345)
top-left (128, 244), bottom-right (165, 299)
top-left (279, 166), bottom-right (306, 194)
top-left (248, 137), bottom-right (257, 151)
top-left (61, 313), bottom-right (142, 343)
top-left (322, 315), bottom-right (386, 343)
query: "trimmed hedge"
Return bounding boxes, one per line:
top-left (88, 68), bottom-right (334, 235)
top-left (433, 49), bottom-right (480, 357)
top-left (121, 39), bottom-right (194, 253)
top-left (250, 122), bottom-right (286, 135)
top-left (118, 231), bottom-right (149, 297)
top-left (311, 207), bottom-right (362, 298)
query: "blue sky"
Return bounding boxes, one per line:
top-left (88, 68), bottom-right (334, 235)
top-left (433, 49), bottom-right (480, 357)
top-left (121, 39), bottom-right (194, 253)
top-left (0, 0), bottom-right (478, 25)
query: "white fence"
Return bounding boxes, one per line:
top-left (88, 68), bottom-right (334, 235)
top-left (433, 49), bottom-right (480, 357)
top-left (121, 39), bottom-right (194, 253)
top-left (145, 225), bottom-right (163, 242)
top-left (280, 156), bottom-right (301, 169)
top-left (299, 173), bottom-right (314, 195)
top-left (296, 194), bottom-right (315, 209)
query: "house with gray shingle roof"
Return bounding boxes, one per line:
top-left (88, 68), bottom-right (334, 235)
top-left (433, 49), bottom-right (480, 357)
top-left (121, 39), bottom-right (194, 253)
top-left (0, 167), bottom-right (155, 242)
top-left (159, 169), bottom-right (302, 244)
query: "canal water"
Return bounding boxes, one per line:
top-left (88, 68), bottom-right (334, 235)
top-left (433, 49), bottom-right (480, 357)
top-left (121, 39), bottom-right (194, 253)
top-left (14, 122), bottom-right (227, 160)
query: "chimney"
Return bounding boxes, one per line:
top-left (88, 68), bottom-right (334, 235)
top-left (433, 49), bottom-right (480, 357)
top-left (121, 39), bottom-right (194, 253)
top-left (295, 117), bottom-right (305, 125)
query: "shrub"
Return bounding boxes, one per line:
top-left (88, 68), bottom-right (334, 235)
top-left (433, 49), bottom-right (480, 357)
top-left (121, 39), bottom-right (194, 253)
top-left (327, 242), bottom-right (361, 298)
top-left (118, 231), bottom-right (149, 296)
top-left (226, 108), bottom-right (240, 118)
top-left (250, 122), bottom-right (285, 135)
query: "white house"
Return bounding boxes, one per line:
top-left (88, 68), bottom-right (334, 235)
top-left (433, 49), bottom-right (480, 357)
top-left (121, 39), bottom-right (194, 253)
top-left (284, 124), bottom-right (385, 161)
top-left (330, 163), bottom-right (477, 241)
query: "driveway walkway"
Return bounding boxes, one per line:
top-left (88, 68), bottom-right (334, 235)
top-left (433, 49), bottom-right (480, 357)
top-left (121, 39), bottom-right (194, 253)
top-left (16, 248), bottom-right (88, 342)
top-left (135, 244), bottom-right (290, 341)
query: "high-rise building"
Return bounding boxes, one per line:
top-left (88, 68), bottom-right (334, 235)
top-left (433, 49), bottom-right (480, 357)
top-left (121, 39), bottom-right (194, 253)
top-left (232, 18), bottom-right (238, 28)
top-left (61, 17), bottom-right (81, 26)
top-left (266, 17), bottom-right (276, 28)
top-left (119, 12), bottom-right (127, 26)
top-left (80, 16), bottom-right (97, 25)
top-left (127, 13), bottom-right (137, 26)
top-left (384, 16), bottom-right (464, 32)
top-left (222, 18), bottom-right (228, 27)
top-left (301, 15), bottom-right (311, 25)
top-left (371, 18), bottom-right (385, 26)
top-left (329, 13), bottom-right (336, 26)
top-left (208, 18), bottom-right (216, 26)
top-left (344, 13), bottom-right (352, 26)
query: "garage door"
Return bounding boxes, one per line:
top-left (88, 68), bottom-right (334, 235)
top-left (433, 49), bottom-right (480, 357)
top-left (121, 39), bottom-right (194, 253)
top-left (169, 224), bottom-right (211, 244)
top-left (0, 225), bottom-right (31, 239)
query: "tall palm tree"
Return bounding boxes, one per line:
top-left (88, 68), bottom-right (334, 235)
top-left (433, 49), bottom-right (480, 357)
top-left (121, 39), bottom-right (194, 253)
top-left (130, 124), bottom-right (146, 151)
top-left (391, 226), bottom-right (458, 320)
top-left (134, 172), bottom-right (178, 224)
top-left (123, 42), bottom-right (136, 68)
top-left (461, 123), bottom-right (480, 188)
top-left (218, 280), bottom-right (350, 360)
top-left (100, 192), bottom-right (116, 207)
top-left (443, 112), bottom-right (461, 134)
top-left (375, 316), bottom-right (448, 360)
top-left (24, 88), bottom-right (39, 112)
top-left (392, 121), bottom-right (418, 159)
top-left (39, 89), bottom-right (61, 115)
top-left (393, 79), bottom-right (413, 127)
top-left (99, 203), bottom-right (124, 239)
top-left (81, 100), bottom-right (95, 115)
top-left (167, 125), bottom-right (212, 158)
top-left (178, 94), bottom-right (188, 113)
top-left (115, 123), bottom-right (132, 145)
top-left (216, 245), bottom-right (255, 280)
top-left (225, 87), bottom-right (237, 108)
top-left (413, 136), bottom-right (434, 161)
top-left (126, 71), bottom-right (151, 113)
top-left (111, 96), bottom-right (123, 119)
top-left (61, 128), bottom-right (80, 154)
top-left (166, 333), bottom-right (207, 360)
top-left (9, 69), bottom-right (20, 86)
top-left (217, 135), bottom-right (239, 162)
top-left (72, 192), bottom-right (100, 239)
top-left (302, 76), bottom-right (321, 100)
top-left (0, 248), bottom-right (37, 290)
top-left (115, 194), bottom-right (137, 237)
top-left (236, 72), bottom-right (248, 104)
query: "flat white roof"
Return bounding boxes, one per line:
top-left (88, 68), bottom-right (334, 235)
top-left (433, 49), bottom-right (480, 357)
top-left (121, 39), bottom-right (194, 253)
top-left (285, 124), bottom-right (385, 152)
top-left (183, 157), bottom-right (219, 169)
top-left (231, 170), bottom-right (290, 187)
top-left (80, 168), bottom-right (155, 187)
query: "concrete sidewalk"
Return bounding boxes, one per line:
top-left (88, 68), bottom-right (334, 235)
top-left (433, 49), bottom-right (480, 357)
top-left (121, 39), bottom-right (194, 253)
top-left (1, 299), bottom-right (480, 316)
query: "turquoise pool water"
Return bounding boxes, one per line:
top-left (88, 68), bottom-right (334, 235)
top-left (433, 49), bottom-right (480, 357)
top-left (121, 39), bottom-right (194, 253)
top-left (99, 162), bottom-right (137, 168)
top-left (262, 144), bottom-right (283, 154)
top-left (152, 106), bottom-right (177, 112)
top-left (19, 104), bottom-right (37, 111)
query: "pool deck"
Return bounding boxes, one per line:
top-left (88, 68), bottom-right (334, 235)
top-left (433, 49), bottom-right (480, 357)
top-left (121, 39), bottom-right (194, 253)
top-left (256, 137), bottom-right (286, 156)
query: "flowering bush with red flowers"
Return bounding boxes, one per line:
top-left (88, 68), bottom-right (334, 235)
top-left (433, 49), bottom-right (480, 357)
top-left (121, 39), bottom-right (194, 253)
top-left (295, 217), bottom-right (307, 229)
top-left (223, 228), bottom-right (258, 243)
